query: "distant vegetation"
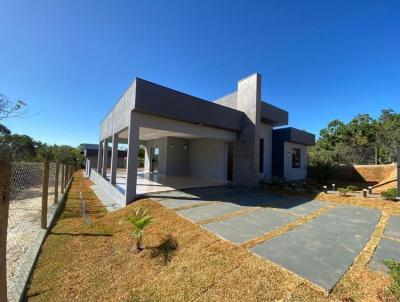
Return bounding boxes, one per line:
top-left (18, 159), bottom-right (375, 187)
top-left (309, 109), bottom-right (400, 182)
top-left (0, 93), bottom-right (83, 166)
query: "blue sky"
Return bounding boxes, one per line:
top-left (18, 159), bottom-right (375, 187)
top-left (1, 0), bottom-right (399, 146)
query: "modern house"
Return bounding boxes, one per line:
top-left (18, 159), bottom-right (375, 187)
top-left (90, 73), bottom-right (315, 206)
top-left (81, 143), bottom-right (127, 177)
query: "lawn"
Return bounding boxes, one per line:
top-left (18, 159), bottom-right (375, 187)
top-left (26, 171), bottom-right (396, 301)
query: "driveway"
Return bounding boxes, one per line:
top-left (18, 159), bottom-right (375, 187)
top-left (150, 186), bottom-right (387, 292)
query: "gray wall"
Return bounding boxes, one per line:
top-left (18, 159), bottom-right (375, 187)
top-left (143, 137), bottom-right (168, 175)
top-left (232, 73), bottom-right (261, 187)
top-left (188, 138), bottom-right (228, 181)
top-left (165, 137), bottom-right (189, 176)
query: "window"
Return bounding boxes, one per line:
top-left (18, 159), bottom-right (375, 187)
top-left (292, 148), bottom-right (301, 168)
top-left (259, 138), bottom-right (264, 173)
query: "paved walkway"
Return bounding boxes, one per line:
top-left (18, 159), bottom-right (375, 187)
top-left (152, 186), bottom-right (398, 292)
top-left (370, 215), bottom-right (400, 272)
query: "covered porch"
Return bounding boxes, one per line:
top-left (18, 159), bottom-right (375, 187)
top-left (95, 111), bottom-right (237, 205)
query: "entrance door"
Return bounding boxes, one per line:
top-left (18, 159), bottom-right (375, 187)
top-left (150, 148), bottom-right (159, 172)
top-left (227, 142), bottom-right (233, 181)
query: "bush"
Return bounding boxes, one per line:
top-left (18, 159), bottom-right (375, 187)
top-left (338, 187), bottom-right (350, 196)
top-left (346, 185), bottom-right (359, 192)
top-left (338, 185), bottom-right (359, 196)
top-left (383, 259), bottom-right (400, 300)
top-left (381, 188), bottom-right (398, 201)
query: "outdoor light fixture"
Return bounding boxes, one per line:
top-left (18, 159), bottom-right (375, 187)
top-left (184, 144), bottom-right (188, 150)
top-left (170, 143), bottom-right (175, 149)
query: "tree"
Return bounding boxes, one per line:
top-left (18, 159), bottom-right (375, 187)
top-left (0, 94), bottom-right (27, 120)
top-left (311, 109), bottom-right (400, 166)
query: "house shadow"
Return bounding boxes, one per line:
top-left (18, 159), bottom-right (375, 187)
top-left (144, 185), bottom-right (321, 211)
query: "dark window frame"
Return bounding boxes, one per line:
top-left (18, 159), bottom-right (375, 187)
top-left (259, 138), bottom-right (264, 173)
top-left (292, 148), bottom-right (301, 168)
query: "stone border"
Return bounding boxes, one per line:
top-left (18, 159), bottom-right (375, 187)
top-left (7, 177), bottom-right (74, 302)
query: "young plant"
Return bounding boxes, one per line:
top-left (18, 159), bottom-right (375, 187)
top-left (383, 259), bottom-right (400, 300)
top-left (338, 187), bottom-right (350, 196)
top-left (124, 206), bottom-right (153, 252)
top-left (381, 188), bottom-right (398, 201)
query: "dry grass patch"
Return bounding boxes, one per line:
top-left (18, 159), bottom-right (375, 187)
top-left (26, 172), bottom-right (393, 302)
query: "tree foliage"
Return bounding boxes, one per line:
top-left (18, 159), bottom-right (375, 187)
top-left (309, 109), bottom-right (400, 167)
top-left (0, 129), bottom-right (84, 166)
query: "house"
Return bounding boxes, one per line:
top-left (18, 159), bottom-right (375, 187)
top-left (90, 73), bottom-right (315, 206)
top-left (81, 143), bottom-right (127, 177)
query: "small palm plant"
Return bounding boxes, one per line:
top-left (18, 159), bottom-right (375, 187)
top-left (123, 206), bottom-right (153, 252)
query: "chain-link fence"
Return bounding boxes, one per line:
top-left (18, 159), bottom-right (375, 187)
top-left (2, 161), bottom-right (75, 302)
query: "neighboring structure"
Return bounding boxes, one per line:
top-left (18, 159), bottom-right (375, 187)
top-left (272, 128), bottom-right (315, 181)
top-left (81, 143), bottom-right (126, 177)
top-left (91, 73), bottom-right (315, 205)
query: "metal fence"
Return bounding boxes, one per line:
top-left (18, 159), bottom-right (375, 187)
top-left (1, 161), bottom-right (75, 302)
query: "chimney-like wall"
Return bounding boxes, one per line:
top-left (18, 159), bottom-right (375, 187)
top-left (233, 73), bottom-right (262, 187)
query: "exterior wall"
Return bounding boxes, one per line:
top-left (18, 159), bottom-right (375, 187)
top-left (259, 123), bottom-right (272, 180)
top-left (165, 137), bottom-right (189, 176)
top-left (86, 155), bottom-right (98, 169)
top-left (232, 73), bottom-right (261, 187)
top-left (283, 141), bottom-right (308, 181)
top-left (143, 137), bottom-right (168, 175)
top-left (101, 81), bottom-right (136, 140)
top-left (188, 138), bottom-right (227, 181)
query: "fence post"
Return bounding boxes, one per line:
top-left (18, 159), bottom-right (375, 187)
top-left (0, 157), bottom-right (11, 302)
top-left (54, 162), bottom-right (60, 203)
top-left (64, 165), bottom-right (68, 189)
top-left (41, 161), bottom-right (49, 229)
top-left (60, 164), bottom-right (65, 194)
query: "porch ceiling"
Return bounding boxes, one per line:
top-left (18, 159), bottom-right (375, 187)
top-left (118, 127), bottom-right (201, 141)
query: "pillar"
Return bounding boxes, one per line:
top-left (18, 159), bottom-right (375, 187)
top-left (144, 144), bottom-right (151, 173)
top-left (397, 148), bottom-right (400, 199)
top-left (110, 132), bottom-right (119, 184)
top-left (102, 139), bottom-right (109, 178)
top-left (232, 73), bottom-right (262, 187)
top-left (97, 140), bottom-right (103, 173)
top-left (125, 115), bottom-right (139, 204)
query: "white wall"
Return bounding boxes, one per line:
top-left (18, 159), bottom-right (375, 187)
top-left (283, 141), bottom-right (308, 181)
top-left (188, 138), bottom-right (227, 181)
top-left (259, 123), bottom-right (272, 180)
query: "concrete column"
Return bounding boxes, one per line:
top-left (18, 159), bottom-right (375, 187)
top-left (144, 144), bottom-right (151, 173)
top-left (110, 132), bottom-right (119, 184)
top-left (397, 148), bottom-right (400, 198)
top-left (97, 140), bottom-right (103, 173)
top-left (102, 139), bottom-right (109, 178)
top-left (125, 114), bottom-right (139, 204)
top-left (232, 73), bottom-right (262, 187)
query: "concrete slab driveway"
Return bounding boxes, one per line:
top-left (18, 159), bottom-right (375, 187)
top-left (151, 186), bottom-right (382, 292)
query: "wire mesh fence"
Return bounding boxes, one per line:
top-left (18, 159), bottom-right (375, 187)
top-left (4, 161), bottom-right (75, 301)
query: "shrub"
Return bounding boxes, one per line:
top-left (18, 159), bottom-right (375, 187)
top-left (381, 188), bottom-right (398, 201)
top-left (383, 259), bottom-right (400, 300)
top-left (338, 187), bottom-right (350, 196)
top-left (346, 185), bottom-right (359, 192)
